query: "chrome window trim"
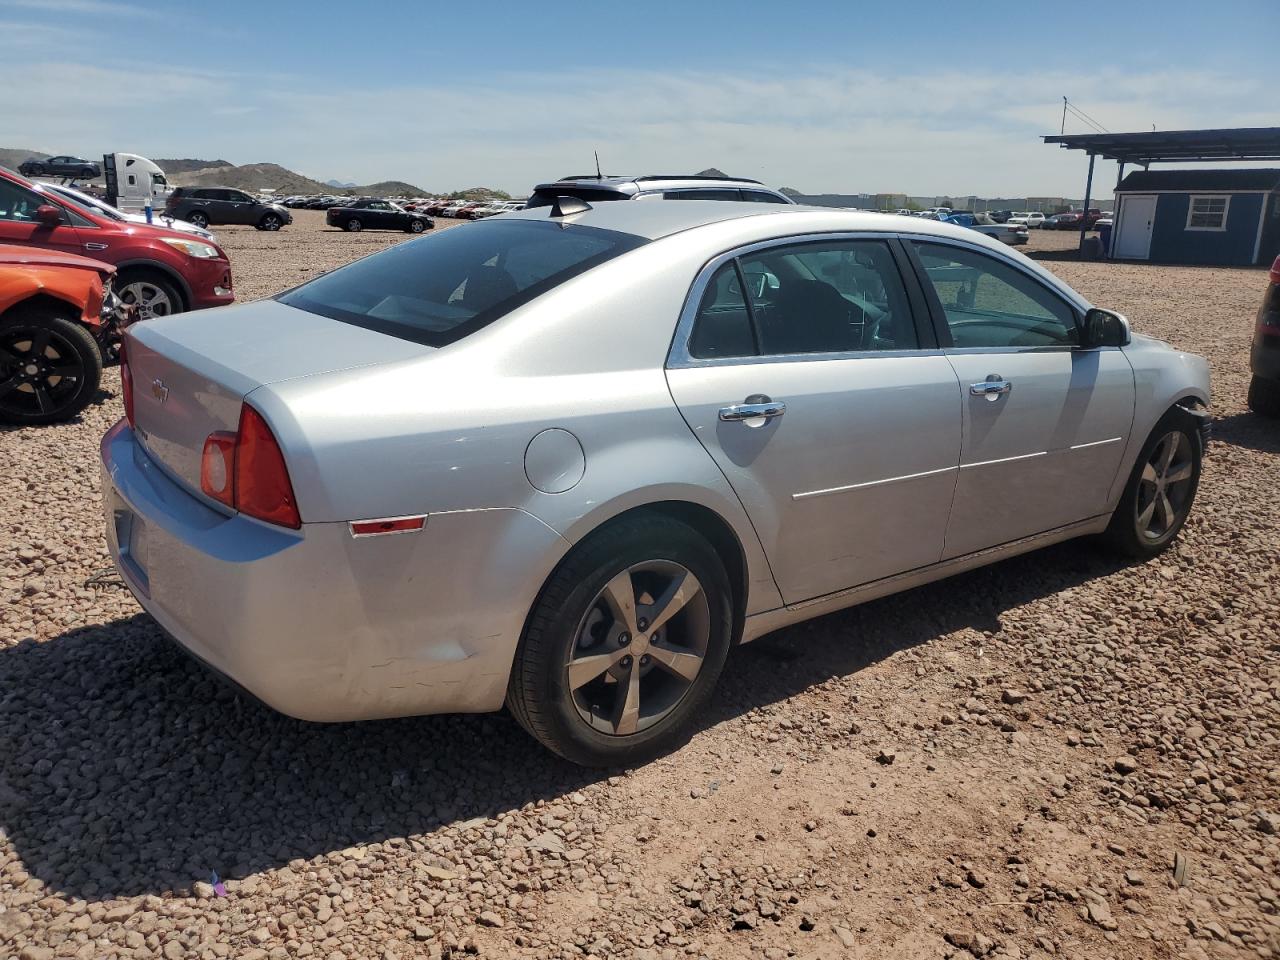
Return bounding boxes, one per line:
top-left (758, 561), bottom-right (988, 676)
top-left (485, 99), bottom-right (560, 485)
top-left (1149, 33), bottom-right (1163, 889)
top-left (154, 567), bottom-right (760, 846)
top-left (666, 230), bottom-right (926, 370)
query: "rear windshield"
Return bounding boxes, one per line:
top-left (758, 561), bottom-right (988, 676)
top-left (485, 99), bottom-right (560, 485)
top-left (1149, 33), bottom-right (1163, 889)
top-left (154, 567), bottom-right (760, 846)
top-left (278, 218), bottom-right (647, 346)
top-left (525, 186), bottom-right (630, 208)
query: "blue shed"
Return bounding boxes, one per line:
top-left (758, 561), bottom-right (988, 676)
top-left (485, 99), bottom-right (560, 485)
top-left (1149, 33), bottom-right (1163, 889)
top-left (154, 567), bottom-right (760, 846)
top-left (1111, 168), bottom-right (1280, 266)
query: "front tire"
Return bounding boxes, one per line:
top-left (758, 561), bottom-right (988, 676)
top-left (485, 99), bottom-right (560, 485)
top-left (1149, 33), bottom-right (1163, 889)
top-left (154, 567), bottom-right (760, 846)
top-left (0, 308), bottom-right (103, 425)
top-left (507, 514), bottom-right (734, 767)
top-left (1247, 375), bottom-right (1280, 418)
top-left (117, 270), bottom-right (182, 320)
top-left (258, 213), bottom-right (282, 231)
top-left (408, 219), bottom-right (425, 233)
top-left (80, 167), bottom-right (96, 179)
top-left (345, 219), bottom-right (362, 232)
top-left (1103, 408), bottom-right (1203, 558)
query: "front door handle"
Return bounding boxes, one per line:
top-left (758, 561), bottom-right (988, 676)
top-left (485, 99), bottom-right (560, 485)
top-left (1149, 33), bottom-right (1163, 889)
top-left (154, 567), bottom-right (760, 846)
top-left (970, 375), bottom-right (1012, 401)
top-left (719, 394), bottom-right (786, 422)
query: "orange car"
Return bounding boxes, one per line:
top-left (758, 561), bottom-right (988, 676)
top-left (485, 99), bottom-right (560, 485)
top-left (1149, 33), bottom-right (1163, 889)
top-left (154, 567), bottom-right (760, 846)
top-left (0, 244), bottom-right (123, 424)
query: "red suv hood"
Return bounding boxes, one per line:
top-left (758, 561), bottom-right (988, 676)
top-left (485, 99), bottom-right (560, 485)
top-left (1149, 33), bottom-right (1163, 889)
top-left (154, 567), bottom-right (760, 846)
top-left (0, 243), bottom-right (114, 275)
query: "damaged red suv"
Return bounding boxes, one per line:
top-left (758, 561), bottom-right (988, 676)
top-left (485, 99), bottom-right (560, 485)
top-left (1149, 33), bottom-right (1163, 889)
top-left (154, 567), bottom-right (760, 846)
top-left (0, 166), bottom-right (233, 319)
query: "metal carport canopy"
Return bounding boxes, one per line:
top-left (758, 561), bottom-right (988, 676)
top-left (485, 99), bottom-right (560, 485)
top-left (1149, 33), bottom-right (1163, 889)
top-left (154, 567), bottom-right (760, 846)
top-left (1042, 127), bottom-right (1280, 164)
top-left (1041, 127), bottom-right (1280, 250)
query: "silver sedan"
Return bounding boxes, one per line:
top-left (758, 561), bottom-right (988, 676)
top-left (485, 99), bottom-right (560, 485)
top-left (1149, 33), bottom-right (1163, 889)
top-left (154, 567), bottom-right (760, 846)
top-left (102, 200), bottom-right (1211, 765)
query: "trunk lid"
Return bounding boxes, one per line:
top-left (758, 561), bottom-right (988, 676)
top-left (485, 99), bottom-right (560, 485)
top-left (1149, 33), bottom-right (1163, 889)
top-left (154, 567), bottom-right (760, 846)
top-left (127, 299), bottom-right (432, 499)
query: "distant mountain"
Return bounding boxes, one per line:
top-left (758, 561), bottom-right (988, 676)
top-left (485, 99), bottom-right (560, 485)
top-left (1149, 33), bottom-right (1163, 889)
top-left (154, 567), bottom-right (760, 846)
top-left (161, 162), bottom-right (431, 198)
top-left (0, 148), bottom-right (48, 170)
top-left (154, 158), bottom-right (233, 175)
top-left (325, 178), bottom-right (357, 188)
top-left (697, 167), bottom-right (729, 178)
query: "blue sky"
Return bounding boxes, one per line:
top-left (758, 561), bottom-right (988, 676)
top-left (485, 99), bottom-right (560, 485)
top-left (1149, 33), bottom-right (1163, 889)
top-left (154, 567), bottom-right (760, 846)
top-left (1, 0), bottom-right (1276, 196)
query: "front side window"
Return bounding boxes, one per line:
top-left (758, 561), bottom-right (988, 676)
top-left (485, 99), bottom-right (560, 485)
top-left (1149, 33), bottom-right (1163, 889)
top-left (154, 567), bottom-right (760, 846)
top-left (279, 219), bottom-right (647, 347)
top-left (915, 241), bottom-right (1078, 348)
top-left (1186, 195), bottom-right (1229, 231)
top-left (0, 179), bottom-right (43, 222)
top-left (687, 239), bottom-right (919, 359)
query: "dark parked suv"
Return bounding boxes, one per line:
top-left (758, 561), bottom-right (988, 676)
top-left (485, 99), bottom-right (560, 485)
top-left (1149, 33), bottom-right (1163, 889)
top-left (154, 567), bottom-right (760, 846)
top-left (18, 155), bottom-right (102, 179)
top-left (1248, 255), bottom-right (1280, 417)
top-left (165, 187), bottom-right (292, 231)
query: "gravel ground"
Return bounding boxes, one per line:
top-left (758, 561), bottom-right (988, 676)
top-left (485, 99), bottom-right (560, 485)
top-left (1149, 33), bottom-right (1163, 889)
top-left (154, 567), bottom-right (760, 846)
top-left (1, 211), bottom-right (1277, 960)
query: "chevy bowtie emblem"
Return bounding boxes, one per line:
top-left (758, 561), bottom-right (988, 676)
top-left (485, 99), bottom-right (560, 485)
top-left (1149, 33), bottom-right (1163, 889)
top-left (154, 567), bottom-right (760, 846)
top-left (150, 378), bottom-right (169, 402)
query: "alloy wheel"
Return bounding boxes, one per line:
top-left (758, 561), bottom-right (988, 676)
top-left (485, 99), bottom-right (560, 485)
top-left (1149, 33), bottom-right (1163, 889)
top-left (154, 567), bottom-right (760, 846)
top-left (119, 281), bottom-right (174, 321)
top-left (0, 325), bottom-right (88, 418)
top-left (566, 560), bottom-right (711, 736)
top-left (1135, 430), bottom-right (1195, 541)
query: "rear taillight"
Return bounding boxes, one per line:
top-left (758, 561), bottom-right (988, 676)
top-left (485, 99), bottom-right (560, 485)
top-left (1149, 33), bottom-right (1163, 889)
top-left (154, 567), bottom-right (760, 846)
top-left (200, 432), bottom-right (236, 508)
top-left (1269, 255), bottom-right (1280, 286)
top-left (120, 339), bottom-right (135, 427)
top-left (198, 404), bottom-right (301, 528)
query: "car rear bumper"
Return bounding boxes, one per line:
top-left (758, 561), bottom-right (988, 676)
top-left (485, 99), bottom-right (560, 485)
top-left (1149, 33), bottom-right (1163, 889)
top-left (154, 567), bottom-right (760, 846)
top-left (100, 419), bottom-right (568, 722)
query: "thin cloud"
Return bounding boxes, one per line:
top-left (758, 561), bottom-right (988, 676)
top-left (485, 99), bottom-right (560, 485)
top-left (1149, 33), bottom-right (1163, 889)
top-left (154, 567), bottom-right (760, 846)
top-left (0, 0), bottom-right (146, 14)
top-left (0, 59), bottom-right (1266, 197)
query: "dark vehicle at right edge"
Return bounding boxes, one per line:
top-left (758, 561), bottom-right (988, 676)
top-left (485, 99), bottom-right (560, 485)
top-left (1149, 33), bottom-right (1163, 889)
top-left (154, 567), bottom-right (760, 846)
top-left (327, 197), bottom-right (433, 233)
top-left (1249, 255), bottom-right (1280, 417)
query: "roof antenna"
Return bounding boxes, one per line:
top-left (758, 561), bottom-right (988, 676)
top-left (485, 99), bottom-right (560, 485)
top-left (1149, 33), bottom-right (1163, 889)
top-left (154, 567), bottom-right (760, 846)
top-left (594, 150), bottom-right (602, 179)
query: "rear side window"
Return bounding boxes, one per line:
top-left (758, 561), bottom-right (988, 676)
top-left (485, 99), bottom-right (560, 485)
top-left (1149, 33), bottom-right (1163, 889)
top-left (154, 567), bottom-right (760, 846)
top-left (279, 219), bottom-right (648, 347)
top-left (687, 240), bottom-right (918, 359)
top-left (688, 263), bottom-right (756, 359)
top-left (525, 187), bottom-right (629, 208)
top-left (663, 189), bottom-right (741, 200)
top-left (741, 191), bottom-right (789, 204)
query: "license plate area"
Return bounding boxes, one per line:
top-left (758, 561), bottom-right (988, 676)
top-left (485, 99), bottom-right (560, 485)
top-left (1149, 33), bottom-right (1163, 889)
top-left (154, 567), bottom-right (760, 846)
top-left (112, 491), bottom-right (151, 596)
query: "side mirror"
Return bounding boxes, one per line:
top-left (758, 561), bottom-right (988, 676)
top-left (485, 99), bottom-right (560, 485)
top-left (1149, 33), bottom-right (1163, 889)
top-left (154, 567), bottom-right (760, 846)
top-left (35, 204), bottom-right (64, 225)
top-left (1082, 308), bottom-right (1131, 348)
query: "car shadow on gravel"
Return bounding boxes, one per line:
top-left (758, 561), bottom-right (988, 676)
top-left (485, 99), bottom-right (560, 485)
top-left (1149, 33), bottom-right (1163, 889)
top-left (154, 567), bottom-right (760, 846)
top-left (1210, 411), bottom-right (1280, 454)
top-left (0, 540), bottom-right (1128, 902)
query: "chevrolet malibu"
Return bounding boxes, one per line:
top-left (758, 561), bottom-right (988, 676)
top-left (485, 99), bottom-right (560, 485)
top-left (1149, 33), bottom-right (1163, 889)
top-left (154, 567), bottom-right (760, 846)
top-left (102, 200), bottom-right (1211, 766)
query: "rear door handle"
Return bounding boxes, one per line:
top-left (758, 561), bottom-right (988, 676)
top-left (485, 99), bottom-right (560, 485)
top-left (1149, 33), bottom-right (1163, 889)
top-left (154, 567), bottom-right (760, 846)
top-left (719, 394), bottom-right (786, 421)
top-left (970, 376), bottom-right (1012, 400)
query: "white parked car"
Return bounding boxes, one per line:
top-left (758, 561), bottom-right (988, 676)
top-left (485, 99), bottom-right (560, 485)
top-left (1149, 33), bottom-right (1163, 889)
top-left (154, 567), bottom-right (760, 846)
top-left (34, 181), bottom-right (218, 243)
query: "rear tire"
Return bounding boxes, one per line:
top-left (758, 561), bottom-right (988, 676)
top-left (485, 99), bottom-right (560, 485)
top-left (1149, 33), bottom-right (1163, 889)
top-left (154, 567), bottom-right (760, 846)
top-left (186, 211), bottom-right (209, 229)
top-left (1102, 407), bottom-right (1203, 558)
top-left (507, 514), bottom-right (733, 767)
top-left (0, 307), bottom-right (103, 425)
top-left (1247, 375), bottom-right (1280, 418)
top-left (345, 219), bottom-right (362, 232)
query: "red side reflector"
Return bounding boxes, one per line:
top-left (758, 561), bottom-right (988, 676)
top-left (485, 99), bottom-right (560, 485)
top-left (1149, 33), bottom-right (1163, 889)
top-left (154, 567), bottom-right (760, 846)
top-left (200, 431), bottom-right (237, 507)
top-left (234, 405), bottom-right (301, 529)
top-left (1269, 255), bottom-right (1280, 286)
top-left (349, 516), bottom-right (426, 538)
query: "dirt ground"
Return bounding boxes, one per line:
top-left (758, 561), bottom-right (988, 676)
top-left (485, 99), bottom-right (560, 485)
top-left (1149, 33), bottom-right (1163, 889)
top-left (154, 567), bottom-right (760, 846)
top-left (1, 211), bottom-right (1277, 960)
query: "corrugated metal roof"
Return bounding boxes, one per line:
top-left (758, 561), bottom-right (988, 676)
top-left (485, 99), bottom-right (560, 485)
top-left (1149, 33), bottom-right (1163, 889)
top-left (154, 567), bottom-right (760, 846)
top-left (1116, 168), bottom-right (1280, 192)
top-left (1043, 127), bottom-right (1280, 163)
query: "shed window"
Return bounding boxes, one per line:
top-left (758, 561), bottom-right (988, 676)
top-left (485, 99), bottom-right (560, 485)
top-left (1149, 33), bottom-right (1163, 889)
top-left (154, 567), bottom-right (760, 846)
top-left (1186, 195), bottom-right (1229, 231)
